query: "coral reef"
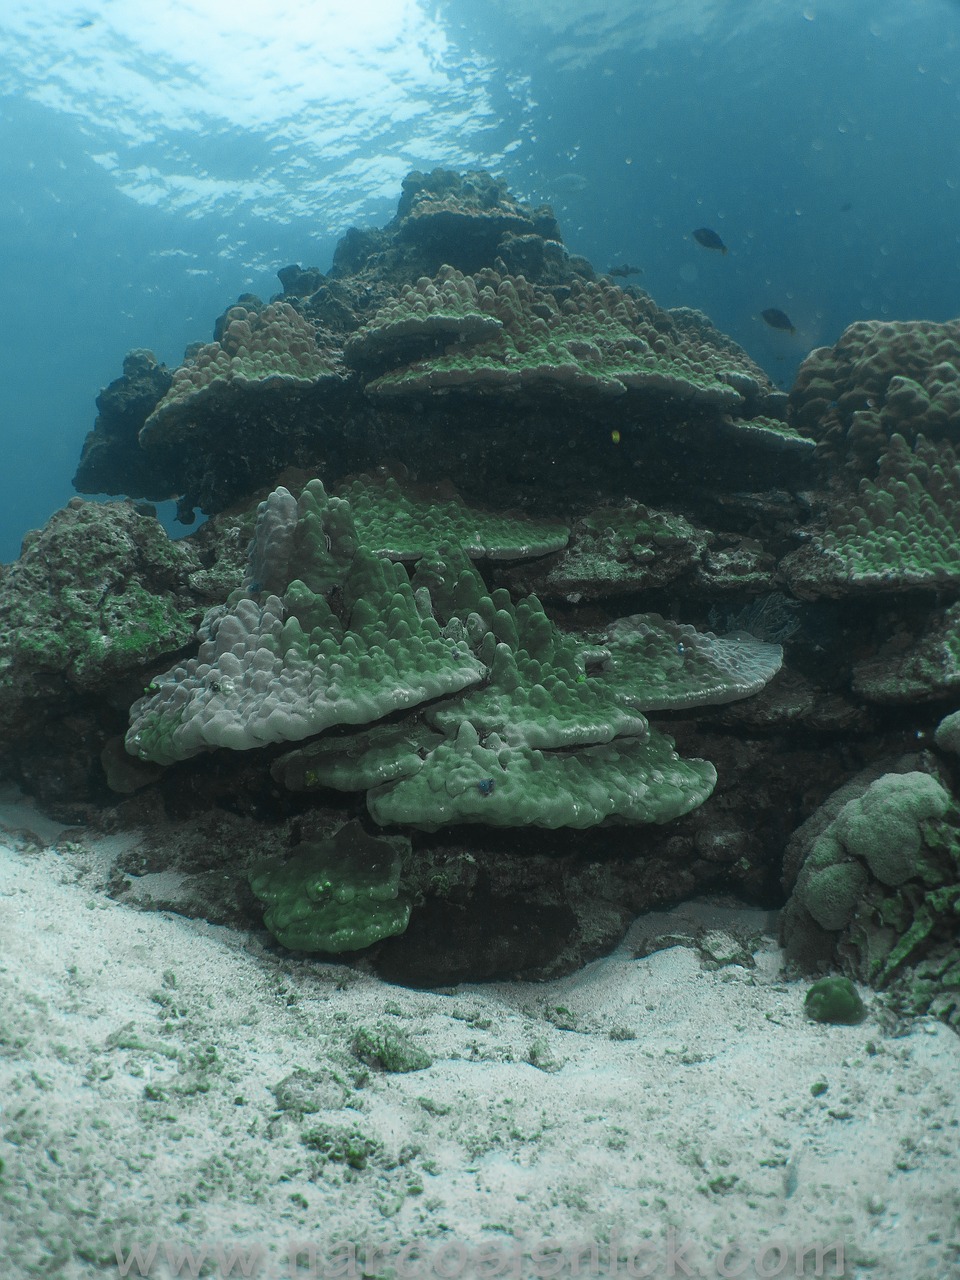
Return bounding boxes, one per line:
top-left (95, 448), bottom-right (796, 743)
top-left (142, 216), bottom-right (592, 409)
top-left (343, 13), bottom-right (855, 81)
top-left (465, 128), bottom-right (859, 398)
top-left (125, 481), bottom-right (486, 767)
top-left (343, 267), bottom-right (503, 369)
top-left (538, 502), bottom-right (710, 599)
top-left (128, 478), bottom-right (783, 834)
top-left (0, 494), bottom-right (255, 802)
top-left (366, 723), bottom-right (714, 832)
top-left (852, 602), bottom-right (960, 703)
top-left (338, 468), bottom-right (569, 562)
top-left (77, 303), bottom-right (351, 515)
top-left (390, 168), bottom-right (564, 279)
top-left (3, 167), bottom-right (960, 1005)
top-left (0, 500), bottom-right (205, 784)
top-left (73, 171), bottom-right (793, 524)
top-left (73, 350), bottom-right (175, 501)
top-left (353, 268), bottom-right (766, 408)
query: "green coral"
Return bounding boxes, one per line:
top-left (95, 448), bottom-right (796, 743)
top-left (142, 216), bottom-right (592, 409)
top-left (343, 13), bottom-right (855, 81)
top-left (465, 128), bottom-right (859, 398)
top-left (271, 544), bottom-right (765, 827)
top-left (0, 499), bottom-right (204, 745)
top-left (831, 771), bottom-right (952, 887)
top-left (13, 584), bottom-right (192, 686)
top-left (417, 559), bottom-right (649, 750)
top-left (714, 414), bottom-right (815, 457)
top-left (141, 301), bottom-right (343, 447)
top-left (367, 720), bottom-right (716, 831)
top-left (804, 977), bottom-right (867, 1025)
top-left (271, 722), bottom-right (443, 793)
top-left (126, 481), bottom-right (484, 765)
top-left (785, 435), bottom-right (960, 597)
top-left (274, 543), bottom-right (737, 830)
top-left (790, 317), bottom-right (960, 470)
top-left (426, 638), bottom-right (648, 749)
top-left (248, 821), bottom-right (411, 952)
top-left (797, 841), bottom-right (869, 931)
top-left (597, 613), bottom-right (783, 712)
top-left (72, 584), bottom-right (195, 680)
top-left (343, 266), bottom-right (503, 368)
top-left (129, 479), bottom-right (781, 832)
top-left (338, 470), bottom-right (568, 562)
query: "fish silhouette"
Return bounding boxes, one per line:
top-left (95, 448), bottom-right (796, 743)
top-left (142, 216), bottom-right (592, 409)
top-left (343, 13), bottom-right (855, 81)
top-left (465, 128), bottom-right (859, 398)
top-left (761, 308), bottom-right (796, 333)
top-left (692, 227), bottom-right (727, 254)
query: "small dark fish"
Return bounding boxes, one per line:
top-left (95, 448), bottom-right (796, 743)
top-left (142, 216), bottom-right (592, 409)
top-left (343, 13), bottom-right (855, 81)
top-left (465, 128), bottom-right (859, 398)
top-left (693, 227), bottom-right (727, 254)
top-left (608, 263), bottom-right (643, 278)
top-left (840, 202), bottom-right (852, 212)
top-left (761, 308), bottom-right (796, 333)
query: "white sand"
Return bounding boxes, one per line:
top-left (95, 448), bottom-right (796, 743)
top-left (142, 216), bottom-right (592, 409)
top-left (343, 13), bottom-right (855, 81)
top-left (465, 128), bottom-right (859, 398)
top-left (0, 787), bottom-right (958, 1280)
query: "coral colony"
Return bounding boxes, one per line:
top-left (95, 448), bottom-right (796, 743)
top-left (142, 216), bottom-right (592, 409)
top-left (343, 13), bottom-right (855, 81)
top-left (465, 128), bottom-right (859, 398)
top-left (0, 170), bottom-right (957, 1020)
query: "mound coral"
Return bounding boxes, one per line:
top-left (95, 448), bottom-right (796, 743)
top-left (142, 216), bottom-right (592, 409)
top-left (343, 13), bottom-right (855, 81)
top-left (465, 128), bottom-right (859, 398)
top-left (782, 771), bottom-right (960, 992)
top-left (395, 168), bottom-right (556, 276)
top-left (790, 317), bottom-right (960, 475)
top-left (73, 350), bottom-right (176, 502)
top-left (0, 499), bottom-right (206, 748)
top-left (343, 267), bottom-right (502, 369)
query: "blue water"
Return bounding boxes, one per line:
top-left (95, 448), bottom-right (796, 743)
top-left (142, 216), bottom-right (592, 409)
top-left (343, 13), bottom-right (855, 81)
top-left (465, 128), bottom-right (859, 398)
top-left (1, 0), bottom-right (958, 562)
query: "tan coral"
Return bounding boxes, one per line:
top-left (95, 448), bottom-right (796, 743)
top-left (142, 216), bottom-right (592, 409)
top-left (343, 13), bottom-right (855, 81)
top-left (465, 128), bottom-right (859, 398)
top-left (140, 302), bottom-right (343, 447)
top-left (360, 266), bottom-right (768, 408)
top-left (344, 266), bottom-right (502, 367)
top-left (790, 318), bottom-right (960, 476)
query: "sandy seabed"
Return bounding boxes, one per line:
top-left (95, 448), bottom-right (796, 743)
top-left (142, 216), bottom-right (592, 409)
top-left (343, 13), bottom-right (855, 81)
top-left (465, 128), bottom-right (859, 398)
top-left (0, 786), bottom-right (957, 1280)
